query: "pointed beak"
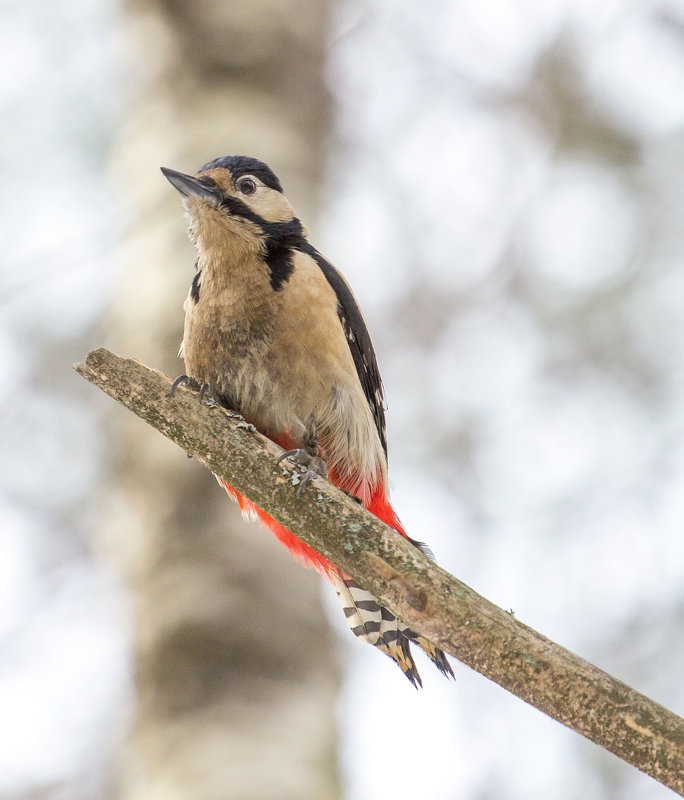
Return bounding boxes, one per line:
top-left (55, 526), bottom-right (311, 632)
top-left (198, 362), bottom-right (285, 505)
top-left (160, 167), bottom-right (221, 204)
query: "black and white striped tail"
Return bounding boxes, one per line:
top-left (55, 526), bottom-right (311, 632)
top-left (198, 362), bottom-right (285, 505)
top-left (333, 576), bottom-right (454, 688)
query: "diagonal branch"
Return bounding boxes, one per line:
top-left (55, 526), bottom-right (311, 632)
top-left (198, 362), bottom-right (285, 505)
top-left (74, 348), bottom-right (684, 796)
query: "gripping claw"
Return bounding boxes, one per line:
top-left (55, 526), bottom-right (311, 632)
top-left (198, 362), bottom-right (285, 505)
top-left (198, 382), bottom-right (221, 407)
top-left (171, 375), bottom-right (220, 407)
top-left (277, 448), bottom-right (328, 495)
top-left (170, 374), bottom-right (199, 396)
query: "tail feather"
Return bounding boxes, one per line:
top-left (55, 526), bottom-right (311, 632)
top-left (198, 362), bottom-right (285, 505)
top-left (217, 473), bottom-right (452, 686)
top-left (405, 629), bottom-right (455, 679)
top-left (334, 576), bottom-right (454, 687)
top-left (334, 576), bottom-right (423, 688)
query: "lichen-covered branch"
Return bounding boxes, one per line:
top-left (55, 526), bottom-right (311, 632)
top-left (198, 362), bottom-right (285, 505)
top-left (74, 348), bottom-right (684, 796)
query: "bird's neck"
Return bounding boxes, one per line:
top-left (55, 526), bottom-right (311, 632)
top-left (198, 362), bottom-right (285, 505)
top-left (194, 228), bottom-right (268, 299)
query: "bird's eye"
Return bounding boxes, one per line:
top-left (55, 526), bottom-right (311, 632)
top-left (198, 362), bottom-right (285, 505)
top-left (238, 178), bottom-right (257, 195)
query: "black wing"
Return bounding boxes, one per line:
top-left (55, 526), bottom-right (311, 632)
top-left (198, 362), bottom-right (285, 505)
top-left (299, 243), bottom-right (387, 457)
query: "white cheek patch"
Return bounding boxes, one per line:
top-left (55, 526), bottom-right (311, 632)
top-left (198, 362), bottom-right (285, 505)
top-left (250, 190), bottom-right (295, 224)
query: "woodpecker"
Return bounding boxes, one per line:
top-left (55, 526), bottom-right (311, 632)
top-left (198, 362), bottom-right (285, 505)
top-left (162, 155), bottom-right (452, 687)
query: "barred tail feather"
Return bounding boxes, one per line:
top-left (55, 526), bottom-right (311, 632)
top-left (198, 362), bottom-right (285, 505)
top-left (334, 576), bottom-right (423, 688)
top-left (362, 485), bottom-right (454, 681)
top-left (405, 630), bottom-right (454, 679)
top-left (217, 475), bottom-right (452, 685)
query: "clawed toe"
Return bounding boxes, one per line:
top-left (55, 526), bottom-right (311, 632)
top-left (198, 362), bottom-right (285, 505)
top-left (276, 448), bottom-right (303, 467)
top-left (171, 375), bottom-right (221, 407)
top-left (198, 382), bottom-right (221, 407)
top-left (298, 456), bottom-right (327, 494)
top-left (277, 449), bottom-right (328, 494)
top-left (170, 374), bottom-right (199, 396)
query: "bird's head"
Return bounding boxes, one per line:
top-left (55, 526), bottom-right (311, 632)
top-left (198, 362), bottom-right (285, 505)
top-left (161, 155), bottom-right (296, 256)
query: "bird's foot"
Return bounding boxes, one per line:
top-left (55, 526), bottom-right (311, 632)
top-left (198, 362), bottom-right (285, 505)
top-left (170, 374), bottom-right (199, 396)
top-left (170, 375), bottom-right (222, 408)
top-left (198, 382), bottom-right (222, 408)
top-left (276, 449), bottom-right (328, 495)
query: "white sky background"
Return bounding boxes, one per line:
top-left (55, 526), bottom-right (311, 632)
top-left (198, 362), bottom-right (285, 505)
top-left (2, 0), bottom-right (684, 798)
top-left (324, 2), bottom-right (684, 799)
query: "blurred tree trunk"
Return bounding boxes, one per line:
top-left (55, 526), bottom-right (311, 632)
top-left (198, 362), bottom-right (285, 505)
top-left (104, 2), bottom-right (340, 799)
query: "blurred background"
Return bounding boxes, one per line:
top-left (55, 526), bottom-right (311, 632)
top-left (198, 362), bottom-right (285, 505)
top-left (2, 0), bottom-right (684, 797)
